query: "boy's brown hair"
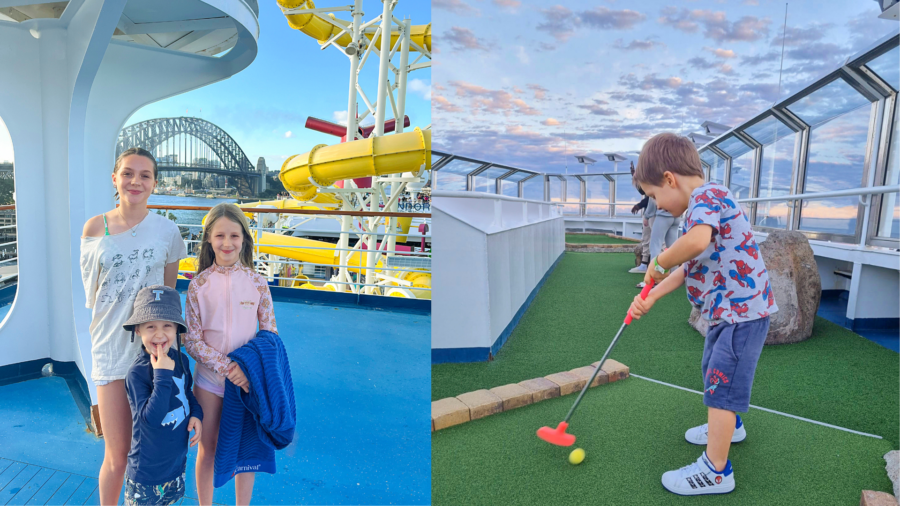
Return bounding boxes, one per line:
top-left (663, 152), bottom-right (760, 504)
top-left (633, 133), bottom-right (704, 186)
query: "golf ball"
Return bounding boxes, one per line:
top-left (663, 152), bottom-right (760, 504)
top-left (568, 448), bottom-right (585, 465)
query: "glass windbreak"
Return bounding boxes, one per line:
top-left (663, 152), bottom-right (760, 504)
top-left (878, 100), bottom-right (900, 239)
top-left (498, 170), bottom-right (532, 197)
top-left (700, 150), bottom-right (725, 184)
top-left (433, 159), bottom-right (481, 191)
top-left (717, 136), bottom-right (754, 215)
top-left (584, 176), bottom-right (611, 215)
top-left (786, 78), bottom-right (871, 128)
top-left (563, 176), bottom-right (581, 215)
top-left (716, 135), bottom-right (753, 158)
top-left (523, 176), bottom-right (544, 200)
top-left (549, 176), bottom-right (563, 202)
top-left (471, 167), bottom-right (509, 193)
top-left (613, 174), bottom-right (642, 216)
top-left (865, 45), bottom-right (900, 92)
top-left (799, 103), bottom-right (871, 236)
top-left (755, 123), bottom-right (798, 229)
top-left (744, 116), bottom-right (792, 146)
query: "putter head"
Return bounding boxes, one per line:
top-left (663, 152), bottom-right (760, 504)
top-left (536, 421), bottom-right (576, 446)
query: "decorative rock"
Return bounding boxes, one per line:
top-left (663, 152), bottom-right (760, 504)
top-left (886, 451), bottom-right (899, 500)
top-left (687, 230), bottom-right (821, 345)
top-left (758, 231), bottom-right (821, 344)
top-left (518, 377), bottom-right (561, 402)
top-left (432, 397), bottom-right (470, 430)
top-left (593, 359), bottom-right (630, 382)
top-left (489, 384), bottom-right (534, 411)
top-left (456, 389), bottom-right (503, 420)
top-left (544, 371), bottom-right (586, 396)
top-left (568, 366), bottom-right (608, 387)
top-left (860, 490), bottom-right (898, 506)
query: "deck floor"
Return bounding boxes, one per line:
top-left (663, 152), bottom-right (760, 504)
top-left (0, 299), bottom-right (430, 505)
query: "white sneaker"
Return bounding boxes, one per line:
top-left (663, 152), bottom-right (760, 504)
top-left (636, 282), bottom-right (646, 289)
top-left (629, 264), bottom-right (648, 274)
top-left (662, 452), bottom-right (735, 496)
top-left (684, 415), bottom-right (746, 445)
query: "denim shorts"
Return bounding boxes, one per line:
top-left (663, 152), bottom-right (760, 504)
top-left (701, 316), bottom-right (770, 413)
top-left (124, 473), bottom-right (185, 506)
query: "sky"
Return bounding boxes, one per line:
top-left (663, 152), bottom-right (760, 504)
top-left (432, 0), bottom-right (898, 174)
top-left (0, 0), bottom-right (431, 168)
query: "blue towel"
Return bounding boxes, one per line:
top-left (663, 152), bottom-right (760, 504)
top-left (213, 330), bottom-right (296, 488)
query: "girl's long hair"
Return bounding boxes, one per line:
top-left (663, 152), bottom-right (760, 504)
top-left (196, 203), bottom-right (255, 274)
top-left (114, 147), bottom-right (157, 200)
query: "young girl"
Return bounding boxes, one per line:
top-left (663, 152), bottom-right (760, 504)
top-left (80, 147), bottom-right (187, 505)
top-left (184, 203), bottom-right (277, 506)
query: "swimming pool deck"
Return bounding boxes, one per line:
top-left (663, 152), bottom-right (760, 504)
top-left (0, 299), bottom-right (431, 505)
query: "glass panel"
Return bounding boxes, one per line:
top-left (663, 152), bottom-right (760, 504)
top-left (523, 176), bottom-right (544, 200)
top-left (502, 171), bottom-right (534, 183)
top-left (584, 176), bottom-right (610, 215)
top-left (717, 135), bottom-right (753, 158)
top-left (744, 116), bottom-right (791, 146)
top-left (549, 177), bottom-right (563, 202)
top-left (799, 103), bottom-right (871, 236)
top-left (612, 174), bottom-right (641, 216)
top-left (865, 45), bottom-right (900, 92)
top-left (878, 100), bottom-right (900, 238)
top-left (729, 151), bottom-right (754, 215)
top-left (700, 150), bottom-right (725, 184)
top-left (755, 125), bottom-right (798, 229)
top-left (471, 167), bottom-right (509, 193)
top-left (433, 159), bottom-right (481, 191)
top-left (787, 78), bottom-right (871, 127)
top-left (500, 179), bottom-right (519, 197)
top-left (562, 176), bottom-right (581, 215)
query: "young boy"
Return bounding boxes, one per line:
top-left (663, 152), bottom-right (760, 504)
top-left (123, 286), bottom-right (203, 506)
top-left (628, 133), bottom-right (777, 496)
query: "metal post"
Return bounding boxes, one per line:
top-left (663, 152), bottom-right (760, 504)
top-left (346, 0), bottom-right (363, 141)
top-left (373, 0), bottom-right (394, 137)
top-left (395, 19), bottom-right (410, 134)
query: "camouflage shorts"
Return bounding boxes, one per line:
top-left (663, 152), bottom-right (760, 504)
top-left (124, 473), bottom-right (185, 506)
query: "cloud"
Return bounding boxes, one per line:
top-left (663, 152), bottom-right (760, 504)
top-left (740, 50), bottom-right (780, 66)
top-left (433, 0), bottom-right (479, 15)
top-left (845, 9), bottom-right (897, 52)
top-left (536, 5), bottom-right (580, 42)
top-left (608, 91), bottom-right (655, 103)
top-left (619, 73), bottom-right (683, 90)
top-left (612, 38), bottom-right (665, 51)
top-left (580, 7), bottom-right (647, 29)
top-left (408, 79), bottom-right (431, 100)
top-left (542, 118), bottom-right (561, 126)
top-left (493, 0), bottom-right (521, 10)
top-left (686, 57), bottom-right (733, 74)
top-left (645, 106), bottom-right (673, 116)
top-left (284, 131), bottom-right (293, 138)
top-left (433, 95), bottom-right (464, 114)
top-left (528, 83), bottom-right (549, 100)
top-left (515, 45), bottom-right (530, 64)
top-left (705, 46), bottom-right (736, 58)
top-left (442, 26), bottom-right (491, 51)
top-left (772, 23), bottom-right (832, 47)
top-left (578, 99), bottom-right (618, 116)
top-left (743, 0), bottom-right (759, 5)
top-left (449, 81), bottom-right (542, 116)
top-left (658, 8), bottom-right (770, 42)
top-left (332, 110), bottom-right (348, 126)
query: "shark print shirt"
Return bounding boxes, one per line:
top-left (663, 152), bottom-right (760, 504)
top-left (125, 347), bottom-right (203, 486)
top-left (682, 183), bottom-right (778, 325)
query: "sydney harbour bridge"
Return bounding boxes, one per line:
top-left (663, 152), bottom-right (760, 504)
top-left (117, 117), bottom-right (265, 196)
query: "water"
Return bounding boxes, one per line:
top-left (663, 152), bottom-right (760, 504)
top-left (148, 194), bottom-right (238, 235)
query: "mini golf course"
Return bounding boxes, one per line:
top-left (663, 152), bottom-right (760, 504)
top-left (432, 252), bottom-right (899, 504)
top-left (565, 234), bottom-right (636, 244)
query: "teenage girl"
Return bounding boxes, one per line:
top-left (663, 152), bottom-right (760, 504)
top-left (184, 203), bottom-right (277, 506)
top-left (80, 147), bottom-right (187, 505)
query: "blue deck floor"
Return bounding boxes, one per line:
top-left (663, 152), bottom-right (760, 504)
top-left (0, 298), bottom-right (431, 505)
top-left (818, 292), bottom-right (899, 353)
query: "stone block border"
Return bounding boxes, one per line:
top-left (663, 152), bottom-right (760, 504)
top-left (432, 359), bottom-right (630, 432)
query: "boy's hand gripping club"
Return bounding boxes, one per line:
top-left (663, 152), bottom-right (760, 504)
top-left (536, 279), bottom-right (656, 447)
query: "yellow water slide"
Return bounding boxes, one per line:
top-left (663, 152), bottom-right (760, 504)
top-left (276, 0), bottom-right (431, 53)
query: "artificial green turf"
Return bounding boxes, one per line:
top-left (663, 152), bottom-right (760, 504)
top-left (565, 233), bottom-right (635, 244)
top-left (432, 252), bottom-right (900, 448)
top-left (432, 378), bottom-right (895, 505)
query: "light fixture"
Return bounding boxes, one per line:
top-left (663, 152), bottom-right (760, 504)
top-left (344, 42), bottom-right (358, 56)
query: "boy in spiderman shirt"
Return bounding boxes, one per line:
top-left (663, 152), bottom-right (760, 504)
top-left (628, 133), bottom-right (778, 496)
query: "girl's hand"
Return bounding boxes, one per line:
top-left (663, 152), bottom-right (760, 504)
top-left (226, 363), bottom-right (250, 394)
top-left (629, 292), bottom-right (657, 320)
top-left (150, 345), bottom-right (175, 370)
top-left (188, 417), bottom-right (202, 447)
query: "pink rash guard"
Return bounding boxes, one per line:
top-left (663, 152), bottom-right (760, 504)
top-left (184, 262), bottom-right (277, 397)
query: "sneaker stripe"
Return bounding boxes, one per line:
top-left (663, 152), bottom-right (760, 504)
top-left (693, 474), bottom-right (706, 487)
top-left (701, 473), bottom-right (715, 487)
top-left (686, 477), bottom-right (697, 489)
